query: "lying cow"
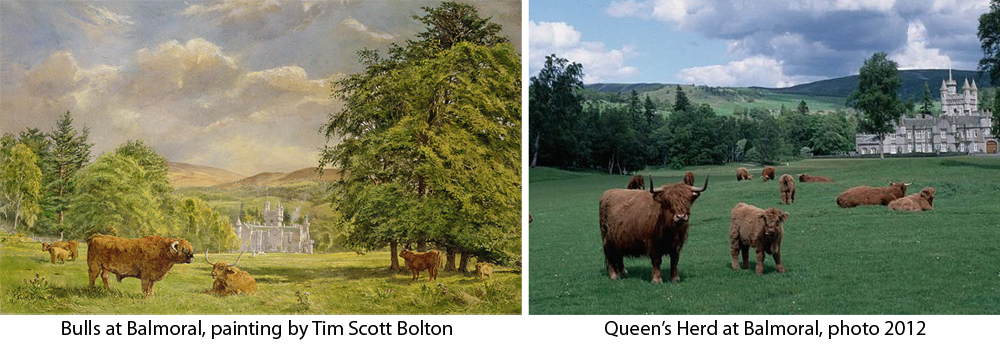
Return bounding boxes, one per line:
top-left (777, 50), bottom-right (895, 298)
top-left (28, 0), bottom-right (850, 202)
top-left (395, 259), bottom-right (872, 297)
top-left (627, 175), bottom-right (645, 190)
top-left (41, 243), bottom-right (71, 264)
top-left (736, 167), bottom-right (753, 181)
top-left (205, 250), bottom-right (257, 295)
top-left (600, 174), bottom-right (709, 283)
top-left (729, 203), bottom-right (788, 275)
top-left (87, 234), bottom-right (194, 296)
top-left (49, 240), bottom-right (79, 261)
top-left (476, 262), bottom-right (494, 281)
top-left (683, 171), bottom-right (695, 186)
top-left (761, 166), bottom-right (775, 182)
top-left (779, 174), bottom-right (795, 204)
top-left (399, 249), bottom-right (442, 281)
top-left (797, 173), bottom-right (833, 182)
top-left (836, 182), bottom-right (910, 208)
top-left (888, 187), bottom-right (935, 212)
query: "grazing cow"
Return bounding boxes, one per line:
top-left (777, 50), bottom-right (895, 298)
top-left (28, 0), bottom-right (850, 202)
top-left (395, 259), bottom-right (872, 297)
top-left (797, 173), bottom-right (833, 182)
top-left (729, 203), bottom-right (788, 275)
top-left (736, 167), bottom-right (753, 181)
top-left (399, 249), bottom-right (443, 281)
top-left (205, 251), bottom-right (257, 295)
top-left (41, 243), bottom-right (71, 264)
top-left (683, 172), bottom-right (695, 186)
top-left (762, 166), bottom-right (776, 182)
top-left (86, 234), bottom-right (194, 296)
top-left (627, 175), bottom-right (645, 190)
top-left (355, 251), bottom-right (366, 256)
top-left (779, 174), bottom-right (796, 204)
top-left (836, 182), bottom-right (911, 208)
top-left (600, 174), bottom-right (709, 283)
top-left (49, 241), bottom-right (79, 261)
top-left (888, 187), bottom-right (935, 212)
top-left (476, 262), bottom-right (494, 281)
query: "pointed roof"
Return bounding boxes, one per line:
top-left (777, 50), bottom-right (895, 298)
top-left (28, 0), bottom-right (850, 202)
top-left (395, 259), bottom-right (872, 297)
top-left (940, 79), bottom-right (947, 91)
top-left (235, 216), bottom-right (242, 226)
top-left (971, 80), bottom-right (978, 90)
top-left (963, 78), bottom-right (970, 90)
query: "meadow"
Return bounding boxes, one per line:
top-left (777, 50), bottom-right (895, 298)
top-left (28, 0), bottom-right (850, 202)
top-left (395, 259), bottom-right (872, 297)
top-left (528, 156), bottom-right (1000, 314)
top-left (0, 239), bottom-right (520, 314)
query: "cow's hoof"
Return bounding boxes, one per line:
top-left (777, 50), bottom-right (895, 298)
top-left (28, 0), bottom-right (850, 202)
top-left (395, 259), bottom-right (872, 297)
top-left (609, 273), bottom-right (619, 280)
top-left (651, 277), bottom-right (663, 284)
top-left (669, 277), bottom-right (681, 283)
top-left (731, 262), bottom-right (740, 270)
top-left (776, 265), bottom-right (786, 273)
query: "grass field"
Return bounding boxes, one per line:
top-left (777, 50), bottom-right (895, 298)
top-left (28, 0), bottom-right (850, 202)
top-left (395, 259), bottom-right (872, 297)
top-left (528, 156), bottom-right (1000, 314)
top-left (0, 239), bottom-right (520, 314)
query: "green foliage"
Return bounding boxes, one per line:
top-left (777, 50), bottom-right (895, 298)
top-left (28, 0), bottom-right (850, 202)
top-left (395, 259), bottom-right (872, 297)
top-left (529, 54), bottom-right (585, 167)
top-left (66, 153), bottom-right (167, 239)
top-left (170, 197), bottom-right (239, 252)
top-left (979, 0), bottom-right (1000, 84)
top-left (920, 81), bottom-right (935, 116)
top-left (673, 85), bottom-right (691, 112)
top-left (0, 140), bottom-right (43, 232)
top-left (848, 52), bottom-right (903, 157)
top-left (40, 111), bottom-right (93, 238)
top-left (9, 273), bottom-right (53, 301)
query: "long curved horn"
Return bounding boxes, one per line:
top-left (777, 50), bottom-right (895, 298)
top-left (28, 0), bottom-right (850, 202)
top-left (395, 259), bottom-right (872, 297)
top-left (228, 251), bottom-right (246, 267)
top-left (691, 173), bottom-right (710, 192)
top-left (171, 241), bottom-right (179, 253)
top-left (205, 249), bottom-right (214, 265)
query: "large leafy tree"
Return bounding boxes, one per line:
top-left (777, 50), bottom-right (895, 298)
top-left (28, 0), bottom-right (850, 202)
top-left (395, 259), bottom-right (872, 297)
top-left (529, 54), bottom-right (584, 168)
top-left (320, 2), bottom-right (520, 270)
top-left (43, 111), bottom-right (93, 239)
top-left (172, 197), bottom-right (239, 253)
top-left (920, 81), bottom-right (935, 116)
top-left (979, 0), bottom-right (1000, 85)
top-left (673, 85), bottom-right (691, 112)
top-left (0, 138), bottom-right (43, 232)
top-left (848, 52), bottom-right (903, 158)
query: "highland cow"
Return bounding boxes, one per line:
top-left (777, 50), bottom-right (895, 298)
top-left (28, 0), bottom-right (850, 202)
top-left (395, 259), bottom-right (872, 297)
top-left (399, 249), bottom-right (443, 281)
top-left (779, 174), bottom-right (796, 204)
top-left (836, 182), bottom-right (910, 208)
top-left (205, 250), bottom-right (257, 295)
top-left (797, 173), bottom-right (833, 182)
top-left (49, 240), bottom-right (79, 261)
top-left (41, 243), bottom-right (71, 264)
top-left (762, 166), bottom-right (775, 182)
top-left (736, 167), bottom-right (753, 181)
top-left (600, 174), bottom-right (709, 283)
top-left (729, 203), bottom-right (789, 275)
top-left (888, 187), bottom-right (935, 212)
top-left (627, 175), bottom-right (645, 190)
top-left (86, 234), bottom-right (194, 296)
top-left (476, 262), bottom-right (494, 281)
top-left (683, 171), bottom-right (695, 186)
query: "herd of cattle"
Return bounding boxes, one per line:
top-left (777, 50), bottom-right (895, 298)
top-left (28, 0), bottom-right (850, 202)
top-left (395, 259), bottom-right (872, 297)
top-left (599, 166), bottom-right (935, 283)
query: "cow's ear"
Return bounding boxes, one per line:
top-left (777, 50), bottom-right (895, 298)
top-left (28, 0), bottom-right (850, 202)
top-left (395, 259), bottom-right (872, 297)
top-left (226, 267), bottom-right (236, 274)
top-left (781, 212), bottom-right (789, 222)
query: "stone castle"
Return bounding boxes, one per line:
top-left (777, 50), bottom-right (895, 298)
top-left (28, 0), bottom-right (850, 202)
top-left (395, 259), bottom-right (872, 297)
top-left (855, 71), bottom-right (998, 155)
top-left (234, 201), bottom-right (314, 254)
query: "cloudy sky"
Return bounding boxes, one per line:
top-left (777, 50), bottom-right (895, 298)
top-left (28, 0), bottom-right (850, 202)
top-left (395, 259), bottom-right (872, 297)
top-left (530, 0), bottom-right (988, 86)
top-left (0, 0), bottom-right (520, 175)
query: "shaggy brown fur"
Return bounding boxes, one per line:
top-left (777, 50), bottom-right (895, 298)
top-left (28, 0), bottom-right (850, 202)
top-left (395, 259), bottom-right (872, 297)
top-left (86, 234), bottom-right (194, 296)
top-left (599, 174), bottom-right (709, 283)
top-left (797, 173), bottom-right (833, 182)
top-left (779, 174), bottom-right (796, 204)
top-left (627, 175), bottom-right (645, 190)
top-left (476, 262), bottom-right (494, 281)
top-left (836, 182), bottom-right (910, 208)
top-left (736, 167), bottom-right (753, 181)
top-left (48, 241), bottom-right (79, 261)
top-left (729, 203), bottom-right (788, 275)
top-left (683, 171), bottom-right (695, 186)
top-left (42, 243), bottom-right (71, 264)
top-left (761, 166), bottom-right (775, 181)
top-left (399, 249), bottom-right (443, 281)
top-left (888, 187), bottom-right (935, 211)
top-left (205, 251), bottom-right (257, 295)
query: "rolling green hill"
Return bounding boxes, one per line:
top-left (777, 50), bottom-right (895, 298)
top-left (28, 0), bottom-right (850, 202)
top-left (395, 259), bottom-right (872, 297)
top-left (757, 69), bottom-right (991, 100)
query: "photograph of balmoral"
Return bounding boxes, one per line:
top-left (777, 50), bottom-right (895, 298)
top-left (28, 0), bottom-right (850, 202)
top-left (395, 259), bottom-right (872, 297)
top-left (529, 0), bottom-right (1000, 314)
top-left (0, 0), bottom-right (522, 314)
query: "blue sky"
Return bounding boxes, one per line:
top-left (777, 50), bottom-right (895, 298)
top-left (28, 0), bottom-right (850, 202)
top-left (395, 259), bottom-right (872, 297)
top-left (530, 0), bottom-right (989, 86)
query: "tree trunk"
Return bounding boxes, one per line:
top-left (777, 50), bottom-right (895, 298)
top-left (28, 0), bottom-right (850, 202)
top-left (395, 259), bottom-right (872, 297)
top-left (459, 251), bottom-right (472, 273)
top-left (445, 248), bottom-right (457, 271)
top-left (389, 240), bottom-right (400, 271)
top-left (417, 237), bottom-right (427, 252)
top-left (530, 133), bottom-right (541, 168)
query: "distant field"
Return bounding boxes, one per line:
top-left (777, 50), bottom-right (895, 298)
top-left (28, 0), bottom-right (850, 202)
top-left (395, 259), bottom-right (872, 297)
top-left (528, 157), bottom-right (1000, 314)
top-left (1, 239), bottom-right (520, 314)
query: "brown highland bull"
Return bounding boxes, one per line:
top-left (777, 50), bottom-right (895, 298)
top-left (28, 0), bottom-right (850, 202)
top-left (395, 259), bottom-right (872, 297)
top-left (86, 234), bottom-right (194, 296)
top-left (797, 173), bottom-right (833, 182)
top-left (761, 166), bottom-right (775, 182)
top-left (779, 174), bottom-right (796, 204)
top-left (736, 167), bottom-right (753, 181)
top-left (399, 249), bottom-right (443, 281)
top-left (41, 243), bottom-right (71, 264)
top-left (888, 187), bottom-right (935, 212)
top-left (836, 182), bottom-right (910, 208)
top-left (627, 175), bottom-right (645, 190)
top-left (476, 262), bottom-right (494, 281)
top-left (205, 250), bottom-right (257, 295)
top-left (600, 174), bottom-right (709, 283)
top-left (683, 171), bottom-right (695, 186)
top-left (48, 241), bottom-right (79, 261)
top-left (729, 203), bottom-right (788, 275)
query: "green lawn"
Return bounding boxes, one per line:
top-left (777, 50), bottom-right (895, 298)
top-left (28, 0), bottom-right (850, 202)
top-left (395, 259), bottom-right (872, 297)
top-left (528, 157), bottom-right (1000, 314)
top-left (1, 239), bottom-right (520, 314)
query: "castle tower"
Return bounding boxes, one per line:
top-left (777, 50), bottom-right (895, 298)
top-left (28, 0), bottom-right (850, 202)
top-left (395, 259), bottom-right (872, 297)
top-left (971, 79), bottom-right (979, 108)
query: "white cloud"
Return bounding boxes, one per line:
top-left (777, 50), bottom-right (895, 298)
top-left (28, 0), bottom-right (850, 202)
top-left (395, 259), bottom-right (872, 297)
top-left (340, 17), bottom-right (393, 40)
top-left (676, 56), bottom-right (805, 87)
top-left (529, 21), bottom-right (637, 83)
top-left (892, 21), bottom-right (953, 70)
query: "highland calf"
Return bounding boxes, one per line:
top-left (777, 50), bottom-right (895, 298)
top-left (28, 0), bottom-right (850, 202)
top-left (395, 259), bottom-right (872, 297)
top-left (41, 243), bottom-right (71, 264)
top-left (683, 171), bottom-right (695, 186)
top-left (399, 249), bottom-right (443, 281)
top-left (762, 166), bottom-right (775, 182)
top-left (476, 262), bottom-right (494, 281)
top-left (836, 182), bottom-right (910, 208)
top-left (888, 187), bottom-right (935, 212)
top-left (736, 167), bottom-right (753, 181)
top-left (49, 241), bottom-right (79, 261)
top-left (797, 173), bottom-right (833, 182)
top-left (600, 174), bottom-right (709, 283)
top-left (627, 175), bottom-right (645, 190)
top-left (779, 174), bottom-right (796, 204)
top-left (87, 234), bottom-right (194, 296)
top-left (205, 251), bottom-right (257, 295)
top-left (729, 203), bottom-right (788, 275)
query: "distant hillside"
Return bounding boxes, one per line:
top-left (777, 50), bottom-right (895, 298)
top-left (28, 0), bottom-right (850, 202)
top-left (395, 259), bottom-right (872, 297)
top-left (758, 69), bottom-right (991, 100)
top-left (216, 167), bottom-right (341, 188)
top-left (582, 83), bottom-right (847, 116)
top-left (167, 162), bottom-right (245, 188)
